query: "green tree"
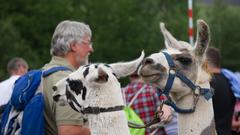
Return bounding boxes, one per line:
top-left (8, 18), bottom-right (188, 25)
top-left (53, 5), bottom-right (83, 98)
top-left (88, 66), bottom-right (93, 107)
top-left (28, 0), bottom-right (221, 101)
top-left (0, 0), bottom-right (189, 82)
top-left (196, 0), bottom-right (240, 70)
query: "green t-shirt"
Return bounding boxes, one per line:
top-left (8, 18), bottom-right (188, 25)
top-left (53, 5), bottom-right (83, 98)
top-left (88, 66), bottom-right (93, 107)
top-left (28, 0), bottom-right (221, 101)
top-left (42, 56), bottom-right (87, 135)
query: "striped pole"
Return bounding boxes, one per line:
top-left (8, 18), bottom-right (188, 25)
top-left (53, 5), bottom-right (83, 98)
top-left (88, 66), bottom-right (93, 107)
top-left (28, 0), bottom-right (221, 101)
top-left (188, 0), bottom-right (194, 45)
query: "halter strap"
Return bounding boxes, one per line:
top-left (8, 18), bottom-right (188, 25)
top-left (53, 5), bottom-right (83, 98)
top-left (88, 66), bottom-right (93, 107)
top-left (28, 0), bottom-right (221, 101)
top-left (162, 52), bottom-right (176, 95)
top-left (82, 105), bottom-right (124, 114)
top-left (159, 52), bottom-right (213, 113)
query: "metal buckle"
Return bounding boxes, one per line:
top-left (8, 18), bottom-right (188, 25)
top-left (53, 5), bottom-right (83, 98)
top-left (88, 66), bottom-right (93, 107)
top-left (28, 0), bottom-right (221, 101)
top-left (169, 69), bottom-right (176, 74)
top-left (194, 86), bottom-right (201, 96)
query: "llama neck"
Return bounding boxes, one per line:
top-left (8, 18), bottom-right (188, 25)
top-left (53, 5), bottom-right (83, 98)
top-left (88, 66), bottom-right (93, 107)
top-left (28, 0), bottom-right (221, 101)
top-left (177, 96), bottom-right (215, 135)
top-left (176, 70), bottom-right (215, 135)
top-left (87, 111), bottom-right (130, 135)
top-left (86, 82), bottom-right (124, 107)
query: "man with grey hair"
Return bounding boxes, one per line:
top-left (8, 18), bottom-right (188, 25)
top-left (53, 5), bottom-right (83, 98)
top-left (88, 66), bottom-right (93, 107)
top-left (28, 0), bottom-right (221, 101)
top-left (42, 20), bottom-right (93, 135)
top-left (0, 57), bottom-right (28, 106)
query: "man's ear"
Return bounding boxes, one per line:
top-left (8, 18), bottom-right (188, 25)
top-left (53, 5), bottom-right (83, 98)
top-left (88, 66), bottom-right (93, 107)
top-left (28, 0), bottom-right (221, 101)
top-left (70, 42), bottom-right (78, 52)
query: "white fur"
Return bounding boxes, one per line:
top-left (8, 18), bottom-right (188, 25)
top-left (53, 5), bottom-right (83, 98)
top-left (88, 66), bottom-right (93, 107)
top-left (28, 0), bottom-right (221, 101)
top-left (53, 51), bottom-right (144, 135)
top-left (139, 20), bottom-right (216, 135)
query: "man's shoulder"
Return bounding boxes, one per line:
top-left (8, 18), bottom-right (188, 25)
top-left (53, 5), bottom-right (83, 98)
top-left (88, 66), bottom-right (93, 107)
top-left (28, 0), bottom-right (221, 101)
top-left (0, 78), bottom-right (8, 86)
top-left (0, 77), bottom-right (11, 84)
top-left (42, 62), bottom-right (73, 78)
top-left (51, 70), bottom-right (72, 81)
top-left (0, 76), bottom-right (19, 87)
top-left (0, 80), bottom-right (8, 90)
top-left (42, 65), bottom-right (73, 89)
top-left (43, 56), bottom-right (75, 71)
top-left (43, 68), bottom-right (72, 82)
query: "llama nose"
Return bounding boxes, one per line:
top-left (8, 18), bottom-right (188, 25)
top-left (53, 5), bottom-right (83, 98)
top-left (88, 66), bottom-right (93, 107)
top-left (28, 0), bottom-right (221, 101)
top-left (53, 94), bottom-right (61, 102)
top-left (97, 67), bottom-right (109, 82)
top-left (142, 58), bottom-right (154, 65)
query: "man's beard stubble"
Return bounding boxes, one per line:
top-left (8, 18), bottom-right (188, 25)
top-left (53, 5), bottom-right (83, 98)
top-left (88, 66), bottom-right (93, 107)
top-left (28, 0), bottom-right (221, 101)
top-left (76, 55), bottom-right (89, 68)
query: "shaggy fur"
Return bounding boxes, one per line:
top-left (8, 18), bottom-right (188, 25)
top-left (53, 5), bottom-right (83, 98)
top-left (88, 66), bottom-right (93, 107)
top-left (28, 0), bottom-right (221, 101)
top-left (139, 20), bottom-right (216, 135)
top-left (53, 52), bottom-right (144, 135)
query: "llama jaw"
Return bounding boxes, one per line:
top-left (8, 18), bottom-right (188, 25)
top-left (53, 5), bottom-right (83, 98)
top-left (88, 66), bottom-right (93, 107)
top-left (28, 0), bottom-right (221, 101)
top-left (139, 69), bottom-right (165, 83)
top-left (139, 61), bottom-right (167, 83)
top-left (141, 74), bottom-right (161, 82)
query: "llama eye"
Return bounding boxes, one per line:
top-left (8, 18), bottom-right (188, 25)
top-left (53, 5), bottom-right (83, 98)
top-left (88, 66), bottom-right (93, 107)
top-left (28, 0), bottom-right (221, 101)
top-left (176, 57), bottom-right (192, 65)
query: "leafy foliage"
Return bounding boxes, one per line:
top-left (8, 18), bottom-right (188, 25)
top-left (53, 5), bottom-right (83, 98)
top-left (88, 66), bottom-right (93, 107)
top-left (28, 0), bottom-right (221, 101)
top-left (197, 1), bottom-right (240, 70)
top-left (0, 0), bottom-right (239, 84)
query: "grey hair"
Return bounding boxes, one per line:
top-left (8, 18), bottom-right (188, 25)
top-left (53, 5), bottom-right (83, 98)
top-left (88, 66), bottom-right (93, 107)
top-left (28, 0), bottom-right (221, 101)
top-left (7, 57), bottom-right (29, 74)
top-left (50, 20), bottom-right (92, 56)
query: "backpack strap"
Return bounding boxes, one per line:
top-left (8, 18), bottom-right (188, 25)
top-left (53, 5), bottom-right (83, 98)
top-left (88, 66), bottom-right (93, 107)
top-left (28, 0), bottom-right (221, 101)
top-left (42, 66), bottom-right (72, 78)
top-left (128, 85), bottom-right (147, 107)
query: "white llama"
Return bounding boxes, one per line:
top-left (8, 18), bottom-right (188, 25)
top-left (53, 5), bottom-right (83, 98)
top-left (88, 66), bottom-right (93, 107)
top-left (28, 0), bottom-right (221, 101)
top-left (52, 52), bottom-right (144, 135)
top-left (138, 20), bottom-right (216, 135)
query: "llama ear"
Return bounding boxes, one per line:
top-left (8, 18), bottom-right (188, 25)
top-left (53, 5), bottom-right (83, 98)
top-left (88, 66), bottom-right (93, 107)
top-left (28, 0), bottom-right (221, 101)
top-left (194, 19), bottom-right (210, 59)
top-left (160, 22), bottom-right (183, 50)
top-left (110, 51), bottom-right (145, 78)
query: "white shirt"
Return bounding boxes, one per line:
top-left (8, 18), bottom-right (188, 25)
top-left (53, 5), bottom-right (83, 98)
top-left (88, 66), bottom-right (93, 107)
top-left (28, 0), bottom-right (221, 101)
top-left (0, 75), bottom-right (20, 106)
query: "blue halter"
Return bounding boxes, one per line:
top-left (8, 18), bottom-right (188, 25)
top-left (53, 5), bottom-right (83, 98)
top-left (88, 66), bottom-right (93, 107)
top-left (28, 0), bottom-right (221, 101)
top-left (157, 52), bottom-right (214, 113)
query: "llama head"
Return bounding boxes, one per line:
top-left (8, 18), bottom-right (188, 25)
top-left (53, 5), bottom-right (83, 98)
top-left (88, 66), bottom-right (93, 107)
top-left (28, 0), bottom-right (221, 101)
top-left (52, 51), bottom-right (144, 112)
top-left (138, 20), bottom-right (211, 98)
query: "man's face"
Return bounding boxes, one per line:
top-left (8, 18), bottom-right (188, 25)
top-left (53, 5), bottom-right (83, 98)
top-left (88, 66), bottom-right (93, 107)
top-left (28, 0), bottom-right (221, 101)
top-left (73, 34), bottom-right (94, 67)
top-left (13, 64), bottom-right (28, 76)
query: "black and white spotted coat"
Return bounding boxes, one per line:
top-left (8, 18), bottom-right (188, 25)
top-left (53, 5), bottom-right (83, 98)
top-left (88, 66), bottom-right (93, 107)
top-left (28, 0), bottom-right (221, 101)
top-left (53, 52), bottom-right (144, 135)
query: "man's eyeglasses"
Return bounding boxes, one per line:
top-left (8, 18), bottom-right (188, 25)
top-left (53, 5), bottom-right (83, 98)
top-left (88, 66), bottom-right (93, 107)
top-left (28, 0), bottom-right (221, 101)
top-left (81, 40), bottom-right (93, 47)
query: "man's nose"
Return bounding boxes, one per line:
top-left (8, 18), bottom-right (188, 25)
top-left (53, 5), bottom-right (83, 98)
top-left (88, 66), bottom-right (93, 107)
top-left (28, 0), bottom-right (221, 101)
top-left (89, 46), bottom-right (94, 53)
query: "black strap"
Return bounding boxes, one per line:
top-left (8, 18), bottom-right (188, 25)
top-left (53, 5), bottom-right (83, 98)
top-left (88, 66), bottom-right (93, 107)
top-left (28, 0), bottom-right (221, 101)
top-left (162, 52), bottom-right (176, 68)
top-left (128, 111), bottom-right (162, 129)
top-left (82, 105), bottom-right (124, 114)
top-left (162, 52), bottom-right (176, 95)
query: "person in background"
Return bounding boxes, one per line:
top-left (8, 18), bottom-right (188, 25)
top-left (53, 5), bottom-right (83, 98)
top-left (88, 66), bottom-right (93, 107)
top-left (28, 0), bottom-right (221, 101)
top-left (232, 102), bottom-right (240, 135)
top-left (206, 47), bottom-right (236, 135)
top-left (233, 71), bottom-right (240, 135)
top-left (0, 57), bottom-right (28, 123)
top-left (42, 20), bottom-right (94, 135)
top-left (122, 72), bottom-right (178, 135)
top-left (0, 57), bottom-right (28, 106)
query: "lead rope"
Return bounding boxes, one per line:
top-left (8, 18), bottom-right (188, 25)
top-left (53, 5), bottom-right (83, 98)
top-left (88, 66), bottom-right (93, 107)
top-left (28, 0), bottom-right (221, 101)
top-left (126, 84), bottom-right (165, 129)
